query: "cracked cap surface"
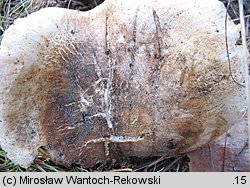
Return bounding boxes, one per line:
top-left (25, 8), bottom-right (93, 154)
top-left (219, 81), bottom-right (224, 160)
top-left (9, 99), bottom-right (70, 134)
top-left (0, 0), bottom-right (247, 168)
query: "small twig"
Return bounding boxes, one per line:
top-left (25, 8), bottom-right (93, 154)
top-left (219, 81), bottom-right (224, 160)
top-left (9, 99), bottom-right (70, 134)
top-left (238, 0), bottom-right (250, 128)
top-left (221, 131), bottom-right (228, 172)
top-left (229, 2), bottom-right (239, 19)
top-left (246, 17), bottom-right (249, 36)
top-left (162, 156), bottom-right (182, 172)
top-left (34, 164), bottom-right (46, 172)
top-left (225, 0), bottom-right (245, 88)
top-left (109, 168), bottom-right (133, 172)
top-left (182, 166), bottom-right (189, 172)
top-left (232, 14), bottom-right (250, 21)
top-left (133, 154), bottom-right (181, 171)
top-left (176, 163), bottom-right (180, 172)
top-left (67, 0), bottom-right (72, 9)
top-left (208, 144), bottom-right (215, 172)
top-left (237, 139), bottom-right (248, 156)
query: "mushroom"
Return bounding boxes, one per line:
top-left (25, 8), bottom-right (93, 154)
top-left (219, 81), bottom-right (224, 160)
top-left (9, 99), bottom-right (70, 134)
top-left (0, 0), bottom-right (246, 168)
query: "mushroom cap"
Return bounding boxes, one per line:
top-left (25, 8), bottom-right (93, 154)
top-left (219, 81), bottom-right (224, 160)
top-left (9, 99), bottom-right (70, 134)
top-left (0, 0), bottom-right (246, 168)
